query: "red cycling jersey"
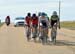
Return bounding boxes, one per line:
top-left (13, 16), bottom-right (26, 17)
top-left (32, 16), bottom-right (38, 25)
top-left (25, 16), bottom-right (31, 26)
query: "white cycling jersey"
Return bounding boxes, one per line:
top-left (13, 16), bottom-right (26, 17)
top-left (39, 16), bottom-right (48, 27)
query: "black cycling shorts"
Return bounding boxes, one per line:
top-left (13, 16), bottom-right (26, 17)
top-left (41, 20), bottom-right (48, 28)
top-left (32, 24), bottom-right (38, 28)
top-left (51, 20), bottom-right (57, 27)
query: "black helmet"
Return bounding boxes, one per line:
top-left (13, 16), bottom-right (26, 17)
top-left (32, 13), bottom-right (36, 17)
top-left (32, 13), bottom-right (38, 19)
top-left (7, 16), bottom-right (10, 18)
top-left (27, 13), bottom-right (31, 16)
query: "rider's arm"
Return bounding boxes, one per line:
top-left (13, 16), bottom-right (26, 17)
top-left (38, 17), bottom-right (41, 34)
top-left (46, 18), bottom-right (49, 28)
top-left (38, 17), bottom-right (41, 28)
top-left (49, 16), bottom-right (52, 28)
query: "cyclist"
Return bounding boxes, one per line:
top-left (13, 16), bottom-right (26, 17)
top-left (31, 13), bottom-right (38, 38)
top-left (25, 13), bottom-right (32, 27)
top-left (39, 12), bottom-right (49, 40)
top-left (50, 11), bottom-right (60, 29)
top-left (5, 16), bottom-right (10, 26)
top-left (25, 13), bottom-right (32, 41)
top-left (38, 12), bottom-right (49, 36)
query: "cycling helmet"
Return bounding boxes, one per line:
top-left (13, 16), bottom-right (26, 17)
top-left (41, 12), bottom-right (46, 16)
top-left (27, 13), bottom-right (31, 16)
top-left (7, 16), bottom-right (10, 18)
top-left (32, 13), bottom-right (36, 17)
top-left (38, 12), bottom-right (42, 16)
top-left (53, 11), bottom-right (57, 15)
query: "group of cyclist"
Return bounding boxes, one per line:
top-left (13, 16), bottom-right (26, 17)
top-left (25, 11), bottom-right (60, 43)
top-left (5, 11), bottom-right (60, 44)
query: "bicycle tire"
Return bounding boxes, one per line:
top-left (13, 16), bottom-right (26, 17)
top-left (41, 28), bottom-right (48, 45)
top-left (26, 27), bottom-right (31, 41)
top-left (51, 30), bottom-right (57, 44)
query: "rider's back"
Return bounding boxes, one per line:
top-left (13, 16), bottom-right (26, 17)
top-left (39, 16), bottom-right (48, 27)
top-left (51, 15), bottom-right (59, 21)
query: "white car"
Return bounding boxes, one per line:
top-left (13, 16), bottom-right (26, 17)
top-left (14, 17), bottom-right (25, 27)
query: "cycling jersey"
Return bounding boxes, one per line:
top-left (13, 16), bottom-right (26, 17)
top-left (25, 16), bottom-right (31, 27)
top-left (51, 15), bottom-right (59, 21)
top-left (32, 16), bottom-right (38, 26)
top-left (51, 15), bottom-right (59, 28)
top-left (39, 16), bottom-right (48, 28)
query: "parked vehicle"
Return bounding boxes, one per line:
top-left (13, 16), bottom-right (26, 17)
top-left (14, 17), bottom-right (25, 27)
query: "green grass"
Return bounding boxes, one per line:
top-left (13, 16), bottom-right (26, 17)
top-left (0, 23), bottom-right (4, 28)
top-left (60, 21), bottom-right (75, 30)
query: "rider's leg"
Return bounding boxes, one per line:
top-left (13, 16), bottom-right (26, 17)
top-left (39, 26), bottom-right (42, 36)
top-left (32, 25), bottom-right (36, 38)
top-left (32, 25), bottom-right (34, 34)
top-left (51, 20), bottom-right (54, 28)
top-left (46, 27), bottom-right (48, 36)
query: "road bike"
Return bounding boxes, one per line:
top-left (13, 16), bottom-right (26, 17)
top-left (32, 25), bottom-right (38, 42)
top-left (51, 23), bottom-right (57, 44)
top-left (26, 26), bottom-right (31, 41)
top-left (41, 27), bottom-right (48, 45)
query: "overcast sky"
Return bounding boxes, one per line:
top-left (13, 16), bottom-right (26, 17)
top-left (0, 0), bottom-right (75, 22)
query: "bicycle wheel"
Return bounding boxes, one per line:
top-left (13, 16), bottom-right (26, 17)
top-left (42, 28), bottom-right (48, 45)
top-left (26, 27), bottom-right (31, 41)
top-left (42, 36), bottom-right (47, 45)
top-left (51, 28), bottom-right (57, 44)
top-left (32, 27), bottom-right (38, 42)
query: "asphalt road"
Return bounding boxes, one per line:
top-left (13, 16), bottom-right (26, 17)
top-left (0, 24), bottom-right (75, 54)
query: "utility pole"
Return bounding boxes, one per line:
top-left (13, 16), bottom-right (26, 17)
top-left (59, 0), bottom-right (61, 28)
top-left (0, 18), bottom-right (1, 24)
top-left (59, 0), bottom-right (61, 19)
